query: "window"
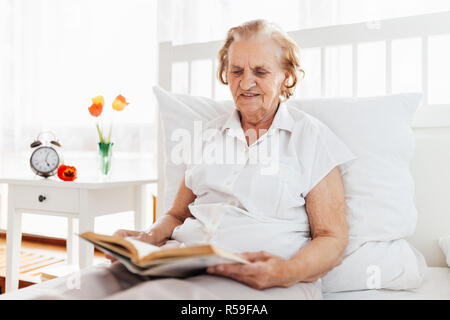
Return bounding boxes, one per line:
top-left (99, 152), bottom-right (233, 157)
top-left (0, 0), bottom-right (158, 236)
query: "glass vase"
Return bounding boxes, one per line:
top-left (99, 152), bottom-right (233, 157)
top-left (98, 142), bottom-right (114, 177)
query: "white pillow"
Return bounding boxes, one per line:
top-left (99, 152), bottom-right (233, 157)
top-left (286, 95), bottom-right (420, 249)
top-left (285, 94), bottom-right (427, 292)
top-left (153, 86), bottom-right (233, 213)
top-left (321, 239), bottom-right (426, 292)
top-left (438, 236), bottom-right (450, 267)
top-left (153, 86), bottom-right (426, 292)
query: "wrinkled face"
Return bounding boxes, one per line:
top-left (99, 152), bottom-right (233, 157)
top-left (227, 37), bottom-right (287, 123)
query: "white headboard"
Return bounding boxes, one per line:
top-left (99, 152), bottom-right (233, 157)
top-left (408, 128), bottom-right (450, 267)
top-left (157, 11), bottom-right (450, 267)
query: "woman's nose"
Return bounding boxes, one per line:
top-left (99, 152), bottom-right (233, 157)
top-left (240, 70), bottom-right (256, 90)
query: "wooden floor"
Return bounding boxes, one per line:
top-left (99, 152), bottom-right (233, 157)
top-left (0, 237), bottom-right (106, 294)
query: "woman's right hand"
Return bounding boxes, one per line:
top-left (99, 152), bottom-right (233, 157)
top-left (113, 229), bottom-right (141, 239)
top-left (105, 229), bottom-right (159, 262)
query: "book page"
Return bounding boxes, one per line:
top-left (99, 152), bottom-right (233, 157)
top-left (125, 237), bottom-right (161, 260)
top-left (139, 255), bottom-right (244, 277)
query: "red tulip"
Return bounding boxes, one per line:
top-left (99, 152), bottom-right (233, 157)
top-left (57, 164), bottom-right (77, 181)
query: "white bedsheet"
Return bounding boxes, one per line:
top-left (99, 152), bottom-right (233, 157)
top-left (2, 266), bottom-right (448, 300)
top-left (323, 267), bottom-right (450, 300)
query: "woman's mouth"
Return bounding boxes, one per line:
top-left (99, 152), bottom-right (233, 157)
top-left (240, 93), bottom-right (260, 98)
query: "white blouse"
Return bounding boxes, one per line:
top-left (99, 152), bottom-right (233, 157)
top-left (171, 102), bottom-right (356, 259)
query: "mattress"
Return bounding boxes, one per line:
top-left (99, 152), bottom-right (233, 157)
top-left (323, 267), bottom-right (450, 300)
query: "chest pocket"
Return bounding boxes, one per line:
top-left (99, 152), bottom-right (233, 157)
top-left (236, 157), bottom-right (306, 219)
top-left (276, 157), bottom-right (307, 217)
top-left (188, 163), bottom-right (236, 196)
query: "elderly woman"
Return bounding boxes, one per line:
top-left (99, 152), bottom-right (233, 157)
top-left (12, 20), bottom-right (355, 300)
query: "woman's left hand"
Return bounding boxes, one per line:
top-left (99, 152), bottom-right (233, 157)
top-left (206, 251), bottom-right (297, 290)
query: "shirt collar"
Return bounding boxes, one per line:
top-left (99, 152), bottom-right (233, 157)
top-left (221, 108), bottom-right (242, 133)
top-left (220, 101), bottom-right (295, 134)
top-left (270, 102), bottom-right (295, 133)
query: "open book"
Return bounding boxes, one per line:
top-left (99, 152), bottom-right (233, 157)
top-left (79, 232), bottom-right (249, 277)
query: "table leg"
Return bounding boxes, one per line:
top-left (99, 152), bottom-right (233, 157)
top-left (66, 217), bottom-right (78, 265)
top-left (0, 184), bottom-right (7, 229)
top-left (78, 190), bottom-right (94, 269)
top-left (5, 187), bottom-right (22, 292)
top-left (134, 185), bottom-right (147, 231)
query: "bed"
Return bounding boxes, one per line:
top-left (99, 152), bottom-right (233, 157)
top-left (2, 11), bottom-right (450, 300)
top-left (155, 10), bottom-right (450, 299)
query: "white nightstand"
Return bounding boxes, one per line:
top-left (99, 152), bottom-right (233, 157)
top-left (0, 176), bottom-right (157, 292)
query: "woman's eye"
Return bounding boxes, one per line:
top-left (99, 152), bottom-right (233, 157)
top-left (232, 70), bottom-right (243, 75)
top-left (256, 71), bottom-right (266, 76)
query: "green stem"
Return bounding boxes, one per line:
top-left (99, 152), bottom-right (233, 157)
top-left (107, 113), bottom-right (116, 143)
top-left (107, 124), bottom-right (112, 144)
top-left (96, 123), bottom-right (105, 143)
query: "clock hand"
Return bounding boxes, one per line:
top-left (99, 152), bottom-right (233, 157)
top-left (45, 152), bottom-right (50, 166)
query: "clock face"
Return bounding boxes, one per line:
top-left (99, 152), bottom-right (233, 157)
top-left (30, 146), bottom-right (60, 176)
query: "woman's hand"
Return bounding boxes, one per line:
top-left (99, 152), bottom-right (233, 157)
top-left (112, 229), bottom-right (141, 239)
top-left (206, 251), bottom-right (297, 290)
top-left (105, 229), bottom-right (160, 262)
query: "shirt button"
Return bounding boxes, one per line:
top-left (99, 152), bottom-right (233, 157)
top-left (233, 170), bottom-right (239, 175)
top-left (229, 201), bottom-right (236, 206)
top-left (225, 181), bottom-right (232, 186)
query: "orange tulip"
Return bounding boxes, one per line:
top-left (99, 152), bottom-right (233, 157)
top-left (88, 95), bottom-right (104, 117)
top-left (88, 103), bottom-right (103, 117)
top-left (112, 94), bottom-right (129, 111)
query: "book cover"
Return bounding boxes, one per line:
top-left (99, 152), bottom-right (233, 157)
top-left (79, 232), bottom-right (248, 277)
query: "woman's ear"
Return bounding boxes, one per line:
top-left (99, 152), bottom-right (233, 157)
top-left (284, 72), bottom-right (291, 86)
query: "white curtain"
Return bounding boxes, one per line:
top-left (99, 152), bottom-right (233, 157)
top-left (0, 0), bottom-right (158, 236)
top-left (158, 0), bottom-right (450, 45)
top-left (0, 0), bottom-right (158, 179)
top-left (158, 0), bottom-right (450, 102)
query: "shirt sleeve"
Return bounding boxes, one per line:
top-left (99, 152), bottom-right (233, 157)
top-left (301, 118), bottom-right (356, 198)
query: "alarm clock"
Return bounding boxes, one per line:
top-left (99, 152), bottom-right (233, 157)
top-left (29, 132), bottom-right (63, 178)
